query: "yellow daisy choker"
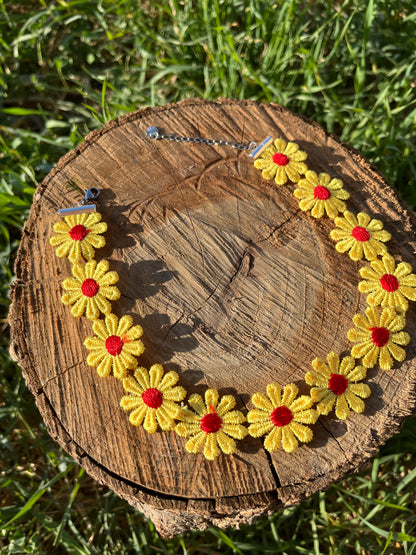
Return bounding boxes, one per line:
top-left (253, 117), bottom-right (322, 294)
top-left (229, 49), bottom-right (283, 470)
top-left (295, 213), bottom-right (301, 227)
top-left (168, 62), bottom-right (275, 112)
top-left (49, 131), bottom-right (416, 461)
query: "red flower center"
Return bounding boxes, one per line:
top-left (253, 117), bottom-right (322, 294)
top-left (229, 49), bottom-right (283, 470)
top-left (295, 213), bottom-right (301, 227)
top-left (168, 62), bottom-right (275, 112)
top-left (69, 224), bottom-right (89, 241)
top-left (328, 373), bottom-right (348, 395)
top-left (370, 326), bottom-right (390, 347)
top-left (105, 335), bottom-right (124, 356)
top-left (81, 278), bottom-right (99, 297)
top-left (270, 405), bottom-right (294, 427)
top-left (351, 226), bottom-right (370, 242)
top-left (200, 406), bottom-right (222, 433)
top-left (313, 185), bottom-right (331, 200)
top-left (272, 152), bottom-right (290, 166)
top-left (142, 388), bottom-right (163, 409)
top-left (380, 274), bottom-right (399, 292)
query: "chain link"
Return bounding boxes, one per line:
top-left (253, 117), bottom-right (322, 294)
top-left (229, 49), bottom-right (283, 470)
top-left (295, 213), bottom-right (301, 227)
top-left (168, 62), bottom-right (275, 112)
top-left (146, 127), bottom-right (257, 152)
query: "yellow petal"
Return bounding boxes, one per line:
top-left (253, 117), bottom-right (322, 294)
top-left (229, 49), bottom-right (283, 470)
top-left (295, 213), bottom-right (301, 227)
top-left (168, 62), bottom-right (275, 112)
top-left (349, 241), bottom-right (364, 261)
top-left (129, 404), bottom-right (147, 426)
top-left (326, 351), bottom-right (340, 373)
top-left (346, 365), bottom-right (367, 382)
top-left (96, 356), bottom-right (113, 378)
top-left (362, 241), bottom-right (378, 261)
top-left (344, 390), bottom-right (366, 414)
top-left (85, 298), bottom-right (100, 320)
top-left (387, 342), bottom-right (407, 362)
top-left (334, 237), bottom-right (355, 253)
top-left (125, 324), bottom-right (144, 341)
top-left (274, 165), bottom-right (288, 185)
top-left (149, 364), bottom-right (164, 388)
top-left (273, 138), bottom-right (287, 152)
top-left (290, 421), bottom-right (313, 443)
top-left (120, 395), bottom-right (142, 412)
top-left (361, 344), bottom-right (380, 368)
top-left (293, 408), bottom-right (319, 424)
top-left (266, 383), bottom-right (282, 407)
top-left (117, 315), bottom-right (134, 336)
top-left (188, 393), bottom-right (206, 416)
top-left (334, 394), bottom-right (350, 420)
top-left (205, 389), bottom-right (219, 410)
top-left (122, 375), bottom-right (144, 396)
top-left (70, 296), bottom-right (88, 318)
top-left (143, 409), bottom-right (158, 434)
top-left (310, 387), bottom-right (332, 403)
top-left (184, 432), bottom-right (206, 454)
top-left (79, 241), bottom-right (95, 261)
top-left (94, 294), bottom-right (112, 315)
top-left (262, 165), bottom-right (278, 181)
top-left (254, 158), bottom-right (273, 170)
top-left (112, 356), bottom-right (128, 379)
top-left (134, 367), bottom-right (151, 390)
top-left (221, 422), bottom-right (248, 439)
top-left (282, 383), bottom-right (298, 407)
top-left (304, 370), bottom-right (328, 387)
top-left (92, 319), bottom-right (109, 340)
top-left (216, 430), bottom-right (237, 455)
top-left (281, 427), bottom-right (299, 453)
top-left (94, 259), bottom-right (110, 278)
top-left (163, 386), bottom-right (186, 403)
top-left (316, 392), bottom-right (336, 415)
top-left (251, 392), bottom-right (273, 412)
top-left (248, 421), bottom-right (274, 438)
top-left (175, 421), bottom-right (200, 436)
top-left (347, 383), bottom-right (371, 400)
top-left (338, 355), bottom-right (355, 376)
top-left (155, 406), bottom-right (176, 431)
top-left (247, 408), bottom-right (271, 424)
top-left (289, 395), bottom-right (313, 413)
top-left (310, 200), bottom-right (325, 219)
top-left (263, 426), bottom-right (282, 452)
top-left (204, 433), bottom-right (221, 460)
top-left (216, 395), bottom-right (236, 417)
top-left (391, 329), bottom-right (410, 345)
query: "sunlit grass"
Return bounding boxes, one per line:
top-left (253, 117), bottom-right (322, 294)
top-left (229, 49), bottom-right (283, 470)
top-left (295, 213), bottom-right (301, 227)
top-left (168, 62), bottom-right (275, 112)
top-left (1, 0), bottom-right (416, 552)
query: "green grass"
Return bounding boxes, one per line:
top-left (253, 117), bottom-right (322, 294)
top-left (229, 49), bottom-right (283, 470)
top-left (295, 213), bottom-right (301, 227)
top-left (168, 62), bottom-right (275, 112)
top-left (1, 0), bottom-right (416, 552)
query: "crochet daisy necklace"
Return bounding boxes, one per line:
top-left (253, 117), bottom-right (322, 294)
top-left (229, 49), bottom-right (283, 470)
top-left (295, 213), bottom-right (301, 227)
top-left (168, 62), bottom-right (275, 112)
top-left (49, 128), bottom-right (415, 461)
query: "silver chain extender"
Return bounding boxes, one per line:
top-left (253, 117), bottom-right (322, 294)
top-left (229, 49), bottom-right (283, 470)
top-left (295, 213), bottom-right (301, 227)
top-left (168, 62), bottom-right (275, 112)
top-left (146, 127), bottom-right (273, 158)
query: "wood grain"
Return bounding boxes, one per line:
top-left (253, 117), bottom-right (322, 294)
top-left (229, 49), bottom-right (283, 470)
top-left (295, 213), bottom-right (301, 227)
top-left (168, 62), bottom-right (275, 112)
top-left (9, 98), bottom-right (416, 536)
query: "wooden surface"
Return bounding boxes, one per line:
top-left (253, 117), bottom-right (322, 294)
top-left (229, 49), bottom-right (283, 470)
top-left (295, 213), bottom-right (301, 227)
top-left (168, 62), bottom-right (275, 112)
top-left (9, 98), bottom-right (416, 536)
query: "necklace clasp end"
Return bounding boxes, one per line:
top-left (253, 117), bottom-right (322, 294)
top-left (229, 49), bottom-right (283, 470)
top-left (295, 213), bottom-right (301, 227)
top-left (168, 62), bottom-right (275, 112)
top-left (146, 126), bottom-right (160, 140)
top-left (57, 188), bottom-right (100, 216)
top-left (248, 136), bottom-right (273, 159)
top-left (58, 204), bottom-right (96, 216)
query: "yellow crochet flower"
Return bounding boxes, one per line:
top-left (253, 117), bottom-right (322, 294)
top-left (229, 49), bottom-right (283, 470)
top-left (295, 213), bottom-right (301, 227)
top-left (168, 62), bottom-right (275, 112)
top-left (358, 253), bottom-right (416, 313)
top-left (84, 313), bottom-right (145, 379)
top-left (61, 260), bottom-right (120, 320)
top-left (175, 389), bottom-right (247, 460)
top-left (253, 138), bottom-right (308, 185)
top-left (120, 365), bottom-right (186, 433)
top-left (329, 211), bottom-right (391, 261)
top-left (247, 383), bottom-right (319, 453)
top-left (50, 212), bottom-right (107, 262)
top-left (293, 171), bottom-right (349, 219)
top-left (305, 352), bottom-right (371, 420)
top-left (347, 307), bottom-right (410, 370)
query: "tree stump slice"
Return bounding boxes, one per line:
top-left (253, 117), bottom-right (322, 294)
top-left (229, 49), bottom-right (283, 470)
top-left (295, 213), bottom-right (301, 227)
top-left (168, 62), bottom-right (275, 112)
top-left (9, 98), bottom-right (416, 536)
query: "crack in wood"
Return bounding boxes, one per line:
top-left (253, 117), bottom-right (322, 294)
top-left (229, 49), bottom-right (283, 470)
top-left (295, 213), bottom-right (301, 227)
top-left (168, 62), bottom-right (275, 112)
top-left (39, 361), bottom-right (84, 391)
top-left (263, 448), bottom-right (282, 490)
top-left (318, 419), bottom-right (347, 456)
top-left (255, 208), bottom-right (301, 245)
